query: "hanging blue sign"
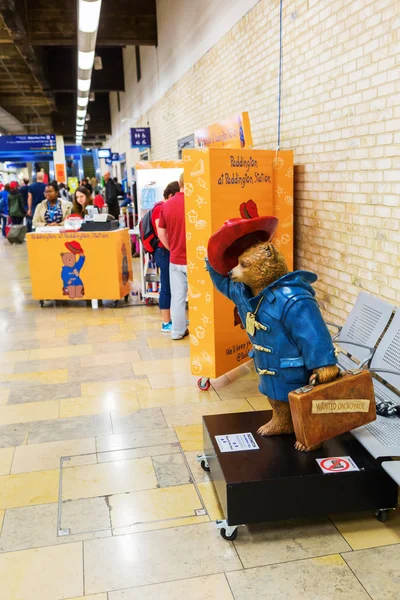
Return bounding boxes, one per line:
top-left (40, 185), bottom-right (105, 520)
top-left (130, 128), bottom-right (151, 148)
top-left (111, 152), bottom-right (120, 161)
top-left (105, 158), bottom-right (113, 165)
top-left (97, 148), bottom-right (111, 159)
top-left (0, 134), bottom-right (56, 152)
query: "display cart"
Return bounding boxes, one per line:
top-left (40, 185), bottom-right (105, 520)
top-left (26, 228), bottom-right (133, 309)
top-left (197, 410), bottom-right (399, 540)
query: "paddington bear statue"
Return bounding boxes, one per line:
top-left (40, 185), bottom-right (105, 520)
top-left (206, 205), bottom-right (339, 451)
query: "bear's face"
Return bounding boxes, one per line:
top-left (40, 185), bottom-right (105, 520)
top-left (61, 252), bottom-right (75, 267)
top-left (229, 241), bottom-right (289, 296)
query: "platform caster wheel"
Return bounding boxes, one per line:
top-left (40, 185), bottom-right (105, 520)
top-left (220, 528), bottom-right (238, 541)
top-left (200, 460), bottom-right (210, 472)
top-left (124, 294), bottom-right (129, 302)
top-left (197, 378), bottom-right (211, 391)
top-left (39, 300), bottom-right (44, 307)
top-left (375, 509), bottom-right (389, 523)
top-left (113, 300), bottom-right (118, 308)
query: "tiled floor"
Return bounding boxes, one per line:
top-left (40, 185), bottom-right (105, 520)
top-left (0, 241), bottom-right (399, 600)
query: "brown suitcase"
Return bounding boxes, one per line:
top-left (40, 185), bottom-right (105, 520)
top-left (288, 370), bottom-right (376, 449)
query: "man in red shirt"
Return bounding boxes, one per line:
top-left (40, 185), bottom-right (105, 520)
top-left (158, 173), bottom-right (188, 340)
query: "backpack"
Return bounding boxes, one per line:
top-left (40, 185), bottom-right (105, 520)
top-left (139, 202), bottom-right (163, 254)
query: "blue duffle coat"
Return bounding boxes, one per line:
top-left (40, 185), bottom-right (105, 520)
top-left (206, 261), bottom-right (337, 401)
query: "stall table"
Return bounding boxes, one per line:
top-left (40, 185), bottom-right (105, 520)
top-left (26, 229), bottom-right (132, 307)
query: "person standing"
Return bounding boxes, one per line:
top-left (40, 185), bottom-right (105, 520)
top-left (27, 172), bottom-right (46, 233)
top-left (0, 184), bottom-right (10, 237)
top-left (8, 181), bottom-right (26, 224)
top-left (103, 171), bottom-right (119, 219)
top-left (157, 173), bottom-right (188, 340)
top-left (153, 181), bottom-right (180, 332)
top-left (81, 178), bottom-right (93, 195)
top-left (19, 178), bottom-right (30, 212)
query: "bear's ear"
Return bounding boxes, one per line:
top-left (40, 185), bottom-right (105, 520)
top-left (265, 243), bottom-right (276, 259)
top-left (60, 253), bottom-right (65, 257)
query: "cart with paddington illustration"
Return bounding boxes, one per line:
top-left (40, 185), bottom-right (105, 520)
top-left (26, 229), bottom-right (133, 309)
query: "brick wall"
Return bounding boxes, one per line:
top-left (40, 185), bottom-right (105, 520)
top-left (121, 0), bottom-right (400, 321)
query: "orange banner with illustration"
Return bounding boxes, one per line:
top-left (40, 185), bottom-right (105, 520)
top-left (26, 229), bottom-right (132, 301)
top-left (194, 112), bottom-right (253, 149)
top-left (184, 148), bottom-right (293, 379)
top-left (55, 163), bottom-right (66, 182)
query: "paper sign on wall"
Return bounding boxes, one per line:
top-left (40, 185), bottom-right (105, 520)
top-left (216, 433), bottom-right (259, 453)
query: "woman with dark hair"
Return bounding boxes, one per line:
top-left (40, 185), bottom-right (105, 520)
top-left (72, 186), bottom-right (94, 217)
top-left (32, 181), bottom-right (71, 228)
top-left (152, 180), bottom-right (180, 332)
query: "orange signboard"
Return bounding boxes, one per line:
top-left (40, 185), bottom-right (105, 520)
top-left (184, 148), bottom-right (293, 379)
top-left (26, 229), bottom-right (132, 301)
top-left (55, 163), bottom-right (66, 182)
top-left (194, 112), bottom-right (253, 149)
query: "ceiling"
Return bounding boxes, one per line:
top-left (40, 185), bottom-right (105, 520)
top-left (0, 0), bottom-right (157, 144)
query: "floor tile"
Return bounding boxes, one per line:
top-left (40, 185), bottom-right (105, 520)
top-left (112, 514), bottom-right (210, 536)
top-left (121, 319), bottom-right (160, 332)
top-left (0, 389), bottom-right (10, 406)
top-left (62, 457), bottom-right (157, 501)
top-left (0, 469), bottom-right (59, 509)
top-left (3, 328), bottom-right (56, 342)
top-left (0, 363), bottom-right (14, 375)
top-left (81, 350), bottom-right (141, 367)
top-left (0, 368), bottom-right (68, 385)
top-left (60, 394), bottom-right (140, 418)
top-left (233, 518), bottom-right (351, 568)
top-left (152, 453), bottom-right (191, 487)
top-left (0, 350), bottom-right (31, 363)
top-left (246, 396), bottom-right (272, 411)
top-left (0, 399), bottom-right (59, 425)
top-left (97, 443), bottom-right (180, 464)
top-left (330, 509), bottom-right (400, 550)
top-left (146, 336), bottom-right (190, 349)
top-left (175, 425), bottom-right (204, 451)
top-left (8, 382), bottom-right (82, 404)
top-left (197, 482), bottom-right (224, 520)
top-left (162, 399), bottom-right (252, 427)
top-left (212, 377), bottom-right (263, 400)
top-left (84, 522), bottom-right (241, 594)
top-left (69, 363), bottom-right (134, 384)
top-left (227, 554), bottom-right (370, 600)
top-left (111, 407), bottom-right (167, 434)
top-left (137, 386), bottom-right (219, 408)
top-left (91, 340), bottom-right (140, 355)
top-left (109, 484), bottom-right (202, 528)
top-left (81, 378), bottom-right (150, 396)
top-left (11, 437), bottom-right (96, 474)
top-left (147, 371), bottom-right (200, 389)
top-left (226, 361), bottom-right (257, 382)
top-left (0, 510), bottom-right (3, 532)
top-left (108, 573), bottom-right (234, 600)
top-left (0, 422), bottom-right (29, 447)
top-left (132, 357), bottom-right (190, 376)
top-left (13, 356), bottom-right (80, 374)
top-left (67, 595), bottom-right (107, 600)
top-left (0, 498), bottom-right (110, 553)
top-left (343, 543), bottom-right (400, 599)
top-left (28, 413), bottom-right (112, 444)
top-left (138, 345), bottom-right (190, 361)
top-left (0, 447), bottom-right (14, 475)
top-left (29, 344), bottom-right (93, 360)
top-left (96, 429), bottom-right (178, 453)
top-left (0, 542), bottom-right (83, 600)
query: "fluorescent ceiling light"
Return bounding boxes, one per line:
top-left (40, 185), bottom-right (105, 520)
top-left (78, 50), bottom-right (95, 70)
top-left (79, 0), bottom-right (102, 34)
top-left (77, 97), bottom-right (89, 107)
top-left (76, 126), bottom-right (85, 132)
top-left (77, 109), bottom-right (87, 118)
top-left (78, 78), bottom-right (91, 92)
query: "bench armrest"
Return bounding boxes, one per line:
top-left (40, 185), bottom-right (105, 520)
top-left (334, 340), bottom-right (375, 368)
top-left (369, 367), bottom-right (400, 377)
top-left (326, 321), bottom-right (342, 341)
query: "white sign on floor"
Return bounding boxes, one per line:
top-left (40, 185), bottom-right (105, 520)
top-left (316, 456), bottom-right (359, 474)
top-left (216, 432), bottom-right (259, 453)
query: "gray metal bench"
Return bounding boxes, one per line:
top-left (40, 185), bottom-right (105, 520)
top-left (327, 291), bottom-right (394, 371)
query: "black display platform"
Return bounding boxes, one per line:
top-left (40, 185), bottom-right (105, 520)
top-left (202, 411), bottom-right (398, 527)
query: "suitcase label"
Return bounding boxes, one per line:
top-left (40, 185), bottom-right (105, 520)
top-left (311, 399), bottom-right (370, 414)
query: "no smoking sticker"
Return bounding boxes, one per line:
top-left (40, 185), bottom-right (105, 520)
top-left (316, 456), bottom-right (359, 474)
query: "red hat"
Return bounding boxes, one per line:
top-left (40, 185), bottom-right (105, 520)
top-left (65, 240), bottom-right (84, 254)
top-left (9, 181), bottom-right (18, 190)
top-left (207, 200), bottom-right (278, 275)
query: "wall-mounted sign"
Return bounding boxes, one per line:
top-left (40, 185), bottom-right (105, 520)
top-left (105, 158), bottom-right (113, 165)
top-left (111, 152), bottom-right (120, 161)
top-left (97, 148), bottom-right (111, 159)
top-left (55, 163), bottom-right (66, 182)
top-left (0, 134), bottom-right (56, 152)
top-left (130, 127), bottom-right (151, 148)
top-left (194, 113), bottom-right (253, 149)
